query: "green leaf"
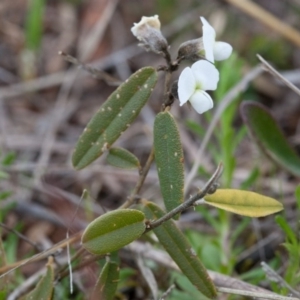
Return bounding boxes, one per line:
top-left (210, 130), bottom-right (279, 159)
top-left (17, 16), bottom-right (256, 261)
top-left (204, 189), bottom-right (283, 217)
top-left (25, 0), bottom-right (46, 50)
top-left (106, 147), bottom-right (140, 169)
top-left (275, 215), bottom-right (297, 245)
top-left (73, 67), bottom-right (157, 170)
top-left (0, 171), bottom-right (9, 180)
top-left (82, 209), bottom-right (146, 255)
top-left (241, 102), bottom-right (300, 177)
top-left (92, 261), bottom-right (119, 300)
top-left (154, 112), bottom-right (184, 219)
top-left (140, 200), bottom-right (217, 298)
top-left (1, 152), bottom-right (16, 166)
top-left (21, 257), bottom-right (54, 300)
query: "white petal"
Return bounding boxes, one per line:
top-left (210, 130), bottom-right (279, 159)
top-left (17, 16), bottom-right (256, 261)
top-left (213, 41), bottom-right (232, 61)
top-left (189, 90), bottom-right (213, 114)
top-left (191, 60), bottom-right (219, 91)
top-left (200, 17), bottom-right (215, 63)
top-left (178, 67), bottom-right (196, 106)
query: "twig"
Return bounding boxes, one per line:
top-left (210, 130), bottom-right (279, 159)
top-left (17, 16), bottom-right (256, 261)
top-left (217, 287), bottom-right (300, 300)
top-left (257, 54), bottom-right (300, 97)
top-left (0, 9), bottom-right (200, 100)
top-left (0, 231), bottom-right (82, 276)
top-left (7, 267), bottom-right (46, 300)
top-left (261, 262), bottom-right (300, 298)
top-left (0, 222), bottom-right (40, 251)
top-left (77, 0), bottom-right (118, 61)
top-left (225, 0), bottom-right (300, 48)
top-left (149, 163), bottom-right (223, 229)
top-left (184, 65), bottom-right (263, 194)
top-left (127, 241), bottom-right (282, 296)
top-left (33, 69), bottom-right (79, 186)
top-left (159, 284), bottom-right (175, 300)
top-left (59, 52), bottom-right (121, 86)
top-left (120, 146), bottom-right (155, 208)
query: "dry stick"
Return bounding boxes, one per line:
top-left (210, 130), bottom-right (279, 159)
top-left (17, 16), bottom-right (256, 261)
top-left (217, 287), bottom-right (300, 300)
top-left (0, 231), bottom-right (82, 277)
top-left (0, 9), bottom-right (200, 100)
top-left (149, 163), bottom-right (223, 229)
top-left (0, 46), bottom-right (142, 100)
top-left (7, 267), bottom-right (47, 300)
top-left (33, 70), bottom-right (79, 186)
top-left (58, 253), bottom-right (104, 280)
top-left (257, 54), bottom-right (300, 97)
top-left (184, 65), bottom-right (264, 195)
top-left (225, 0), bottom-right (300, 48)
top-left (127, 241), bottom-right (282, 298)
top-left (77, 0), bottom-right (118, 61)
top-left (59, 52), bottom-right (121, 86)
top-left (261, 262), bottom-right (300, 298)
top-left (55, 247), bottom-right (86, 281)
top-left (0, 222), bottom-right (40, 251)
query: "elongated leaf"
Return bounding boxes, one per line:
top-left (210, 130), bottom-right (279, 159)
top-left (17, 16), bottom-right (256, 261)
top-left (21, 257), bottom-right (54, 300)
top-left (73, 67), bottom-right (157, 170)
top-left (140, 200), bottom-right (216, 298)
top-left (204, 189), bottom-right (283, 217)
top-left (154, 112), bottom-right (184, 219)
top-left (106, 147), bottom-right (140, 169)
top-left (241, 102), bottom-right (300, 177)
top-left (82, 209), bottom-right (146, 255)
top-left (92, 261), bottom-right (119, 300)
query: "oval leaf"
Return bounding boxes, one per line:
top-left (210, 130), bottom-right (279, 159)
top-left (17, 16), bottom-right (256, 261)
top-left (204, 189), bottom-right (283, 217)
top-left (140, 200), bottom-right (216, 298)
top-left (106, 147), bottom-right (140, 169)
top-left (73, 67), bottom-right (157, 170)
top-left (241, 102), bottom-right (300, 177)
top-left (92, 261), bottom-right (119, 300)
top-left (82, 209), bottom-right (146, 255)
top-left (22, 257), bottom-right (54, 300)
top-left (154, 112), bottom-right (184, 219)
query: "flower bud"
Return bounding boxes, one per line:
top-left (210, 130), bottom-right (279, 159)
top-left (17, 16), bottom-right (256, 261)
top-left (177, 38), bottom-right (206, 61)
top-left (131, 15), bottom-right (168, 54)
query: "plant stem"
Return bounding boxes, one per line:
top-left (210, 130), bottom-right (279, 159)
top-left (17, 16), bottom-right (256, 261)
top-left (148, 163), bottom-right (223, 229)
top-left (120, 146), bottom-right (155, 209)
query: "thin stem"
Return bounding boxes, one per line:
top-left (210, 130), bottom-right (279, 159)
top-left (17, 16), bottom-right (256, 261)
top-left (217, 287), bottom-right (300, 300)
top-left (0, 231), bottom-right (82, 276)
top-left (55, 247), bottom-right (86, 281)
top-left (149, 163), bottom-right (223, 229)
top-left (57, 253), bottom-right (105, 280)
top-left (0, 222), bottom-right (40, 252)
top-left (120, 146), bottom-right (155, 209)
top-left (59, 51), bottom-right (121, 86)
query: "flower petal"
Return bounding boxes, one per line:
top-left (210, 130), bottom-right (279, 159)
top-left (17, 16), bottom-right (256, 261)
top-left (200, 17), bottom-right (215, 63)
top-left (213, 41), bottom-right (232, 61)
top-left (189, 90), bottom-right (213, 114)
top-left (191, 60), bottom-right (219, 91)
top-left (178, 67), bottom-right (196, 106)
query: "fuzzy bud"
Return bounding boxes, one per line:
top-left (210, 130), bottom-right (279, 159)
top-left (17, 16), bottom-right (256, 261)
top-left (131, 15), bottom-right (168, 54)
top-left (177, 38), bottom-right (206, 61)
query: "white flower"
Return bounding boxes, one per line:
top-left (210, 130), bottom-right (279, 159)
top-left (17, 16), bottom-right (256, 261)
top-left (131, 15), bottom-right (168, 54)
top-left (178, 60), bottom-right (219, 114)
top-left (200, 16), bottom-right (232, 63)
